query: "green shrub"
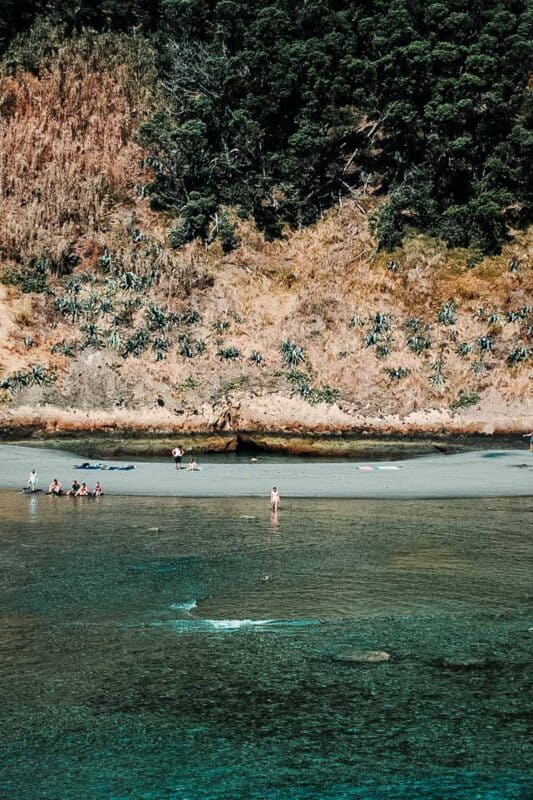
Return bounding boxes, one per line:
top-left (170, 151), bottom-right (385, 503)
top-left (451, 390), bottom-right (480, 410)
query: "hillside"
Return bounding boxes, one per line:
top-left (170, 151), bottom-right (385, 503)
top-left (0, 18), bottom-right (531, 451)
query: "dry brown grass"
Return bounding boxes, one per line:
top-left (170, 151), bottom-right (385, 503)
top-left (0, 35), bottom-right (154, 268)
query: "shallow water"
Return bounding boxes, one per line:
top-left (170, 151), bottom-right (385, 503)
top-left (0, 492), bottom-right (531, 799)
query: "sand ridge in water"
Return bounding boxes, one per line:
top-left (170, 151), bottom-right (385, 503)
top-left (0, 444), bottom-right (531, 499)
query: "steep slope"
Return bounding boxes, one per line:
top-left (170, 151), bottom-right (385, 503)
top-left (0, 43), bottom-right (531, 446)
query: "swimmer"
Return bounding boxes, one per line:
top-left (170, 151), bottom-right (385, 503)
top-left (75, 482), bottom-right (89, 497)
top-left (269, 486), bottom-right (280, 511)
top-left (47, 478), bottom-right (62, 495)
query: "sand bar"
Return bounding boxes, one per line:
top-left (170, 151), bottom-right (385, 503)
top-left (0, 444), bottom-right (531, 499)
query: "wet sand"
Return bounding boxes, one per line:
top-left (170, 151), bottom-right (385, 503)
top-left (0, 444), bottom-right (531, 498)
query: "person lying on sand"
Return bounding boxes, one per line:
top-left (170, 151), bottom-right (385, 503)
top-left (47, 478), bottom-right (62, 495)
top-left (75, 482), bottom-right (89, 497)
top-left (67, 480), bottom-right (80, 497)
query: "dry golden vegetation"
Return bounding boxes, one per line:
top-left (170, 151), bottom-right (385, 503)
top-left (0, 39), bottom-right (531, 428)
top-left (0, 34), bottom-right (154, 270)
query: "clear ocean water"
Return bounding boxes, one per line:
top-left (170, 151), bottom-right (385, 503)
top-left (0, 492), bottom-right (531, 799)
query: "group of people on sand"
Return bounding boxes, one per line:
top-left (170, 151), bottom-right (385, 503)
top-left (171, 446), bottom-right (199, 471)
top-left (50, 478), bottom-right (103, 497)
top-left (26, 470), bottom-right (103, 497)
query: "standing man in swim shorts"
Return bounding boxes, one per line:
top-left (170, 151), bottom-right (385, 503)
top-left (270, 486), bottom-right (280, 511)
top-left (172, 445), bottom-right (184, 470)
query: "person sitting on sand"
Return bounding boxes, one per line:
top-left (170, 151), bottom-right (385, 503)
top-left (67, 480), bottom-right (80, 497)
top-left (270, 486), bottom-right (280, 511)
top-left (48, 478), bottom-right (62, 495)
top-left (75, 482), bottom-right (89, 497)
top-left (187, 458), bottom-right (198, 471)
top-left (93, 482), bottom-right (103, 497)
top-left (27, 469), bottom-right (38, 492)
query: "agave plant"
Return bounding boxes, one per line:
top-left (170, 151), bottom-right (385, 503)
top-left (213, 320), bottom-right (230, 333)
top-left (348, 314), bottom-right (363, 328)
top-left (50, 341), bottom-right (76, 357)
top-left (386, 259), bottom-right (400, 272)
top-left (507, 347), bottom-right (530, 365)
top-left (404, 317), bottom-right (422, 333)
top-left (457, 342), bottom-right (472, 357)
top-left (99, 298), bottom-right (113, 317)
top-left (80, 323), bottom-right (103, 350)
top-left (376, 342), bottom-right (391, 359)
top-left (106, 328), bottom-right (122, 351)
top-left (178, 335), bottom-right (206, 358)
top-left (146, 304), bottom-right (169, 332)
top-left (477, 336), bottom-right (494, 353)
top-left (386, 367), bottom-right (410, 380)
top-left (280, 340), bottom-right (305, 367)
top-left (372, 312), bottom-right (391, 334)
top-left (152, 337), bottom-right (169, 361)
top-left (122, 328), bottom-right (150, 358)
top-left (407, 335), bottom-right (432, 355)
top-left (217, 346), bottom-right (241, 360)
top-left (364, 330), bottom-right (379, 347)
top-left (54, 295), bottom-right (83, 323)
top-left (23, 337), bottom-right (34, 349)
top-left (28, 364), bottom-right (54, 387)
top-left (438, 302), bottom-right (457, 326)
top-left (250, 351), bottom-right (263, 365)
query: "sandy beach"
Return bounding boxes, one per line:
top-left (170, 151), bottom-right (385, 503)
top-left (1, 444), bottom-right (531, 499)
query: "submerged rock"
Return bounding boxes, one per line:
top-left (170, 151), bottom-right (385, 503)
top-left (432, 658), bottom-right (489, 670)
top-left (335, 650), bottom-right (391, 664)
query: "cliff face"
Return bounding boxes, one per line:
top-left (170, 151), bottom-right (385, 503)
top-left (0, 46), bottom-right (532, 445)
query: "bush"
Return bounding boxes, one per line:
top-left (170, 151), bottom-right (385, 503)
top-left (450, 390), bottom-right (480, 410)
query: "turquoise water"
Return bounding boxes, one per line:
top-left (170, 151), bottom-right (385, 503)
top-left (0, 492), bottom-right (531, 799)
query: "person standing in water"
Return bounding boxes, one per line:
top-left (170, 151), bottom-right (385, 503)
top-left (171, 445), bottom-right (184, 470)
top-left (523, 432), bottom-right (533, 452)
top-left (27, 469), bottom-right (38, 492)
top-left (270, 486), bottom-right (280, 511)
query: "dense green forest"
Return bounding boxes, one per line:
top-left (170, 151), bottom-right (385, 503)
top-left (1, 1), bottom-right (532, 253)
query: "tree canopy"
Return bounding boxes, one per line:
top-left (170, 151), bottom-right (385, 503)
top-left (1, 0), bottom-right (532, 252)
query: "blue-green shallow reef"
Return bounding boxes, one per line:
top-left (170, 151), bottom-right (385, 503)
top-left (0, 493), bottom-right (531, 800)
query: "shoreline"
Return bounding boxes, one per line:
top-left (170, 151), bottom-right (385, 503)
top-left (0, 428), bottom-right (527, 461)
top-left (2, 444), bottom-right (531, 499)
